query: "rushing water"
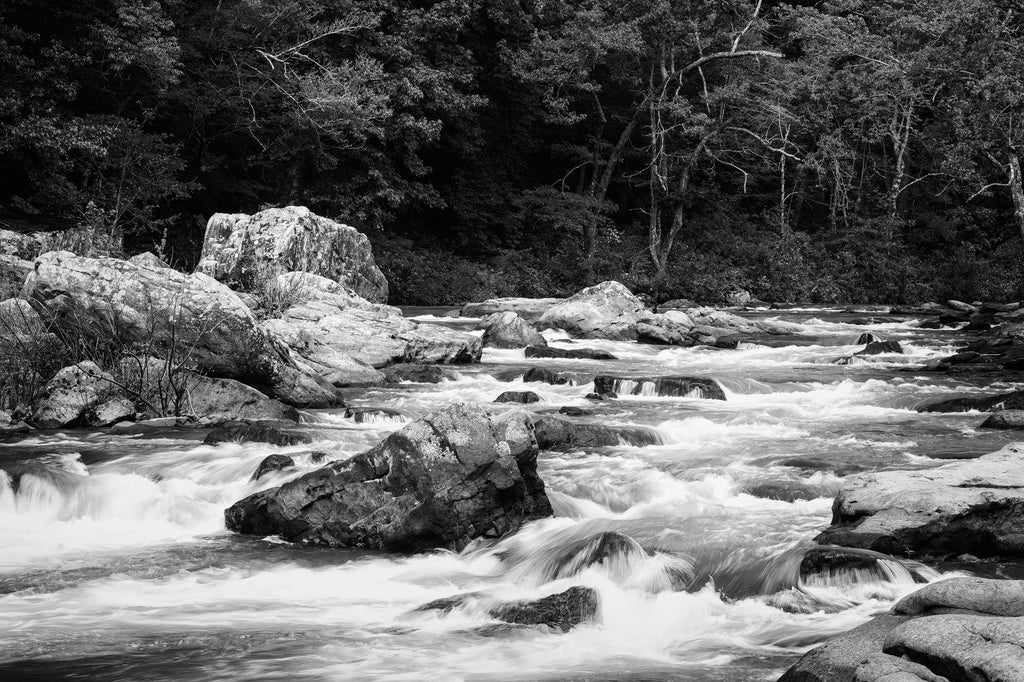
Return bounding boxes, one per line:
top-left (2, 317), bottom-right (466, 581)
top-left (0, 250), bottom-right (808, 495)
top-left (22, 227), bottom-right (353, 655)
top-left (1, 307), bottom-right (1021, 681)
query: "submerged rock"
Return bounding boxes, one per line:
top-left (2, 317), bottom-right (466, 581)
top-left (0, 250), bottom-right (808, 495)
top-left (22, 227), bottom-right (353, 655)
top-left (495, 391), bottom-right (541, 404)
top-left (488, 586), bottom-right (598, 632)
top-left (856, 340), bottom-right (903, 355)
top-left (815, 443), bottom-right (1024, 557)
top-left (524, 345), bottom-right (617, 360)
top-left (915, 390), bottom-right (1024, 413)
top-left (252, 454), bottom-right (295, 481)
top-left (532, 415), bottom-right (662, 449)
top-left (592, 375), bottom-right (726, 400)
top-left (224, 404), bottom-right (553, 551)
top-left (479, 311), bottom-right (546, 349)
top-left (196, 206), bottom-right (388, 302)
top-left (204, 422), bottom-right (313, 446)
top-left (980, 410), bottom-right (1024, 429)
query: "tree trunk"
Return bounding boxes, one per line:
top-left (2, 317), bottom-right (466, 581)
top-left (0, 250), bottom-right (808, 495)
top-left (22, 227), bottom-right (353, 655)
top-left (1010, 150), bottom-right (1024, 242)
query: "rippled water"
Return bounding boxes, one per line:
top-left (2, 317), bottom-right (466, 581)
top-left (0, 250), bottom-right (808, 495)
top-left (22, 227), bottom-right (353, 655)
top-left (1, 307), bottom-right (1019, 681)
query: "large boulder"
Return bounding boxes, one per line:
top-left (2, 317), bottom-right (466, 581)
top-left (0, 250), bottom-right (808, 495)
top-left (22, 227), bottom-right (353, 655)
top-left (21, 251), bottom-right (340, 407)
top-left (224, 404), bottom-right (553, 551)
top-left (0, 229), bottom-right (41, 259)
top-left (882, 614), bottom-right (1024, 681)
top-left (196, 206), bottom-right (388, 303)
top-left (532, 415), bottom-right (663, 449)
top-left (538, 281), bottom-right (646, 340)
top-left (479, 311), bottom-right (547, 349)
top-left (261, 273), bottom-right (481, 376)
top-left (815, 443), bottom-right (1024, 557)
top-left (593, 375), bottom-right (726, 400)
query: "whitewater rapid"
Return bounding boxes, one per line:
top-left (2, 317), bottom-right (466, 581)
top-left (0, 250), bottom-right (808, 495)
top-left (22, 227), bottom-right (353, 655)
top-left (0, 308), bottom-right (1017, 681)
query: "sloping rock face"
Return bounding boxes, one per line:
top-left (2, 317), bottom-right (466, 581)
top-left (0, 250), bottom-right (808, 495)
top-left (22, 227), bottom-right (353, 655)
top-left (0, 255), bottom-right (32, 299)
top-left (782, 577), bottom-right (1024, 682)
top-left (479, 311), bottom-right (547, 349)
top-left (196, 206), bottom-right (388, 302)
top-left (815, 443), bottom-right (1024, 557)
top-left (538, 281), bottom-right (647, 340)
top-left (261, 273), bottom-right (481, 377)
top-left (224, 404), bottom-right (553, 551)
top-left (21, 251), bottom-right (340, 407)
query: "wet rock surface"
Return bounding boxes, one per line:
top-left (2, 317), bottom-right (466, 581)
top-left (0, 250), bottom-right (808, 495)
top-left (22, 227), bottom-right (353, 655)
top-left (224, 404), bottom-right (553, 551)
top-left (592, 375), bottom-right (726, 400)
top-left (479, 311), bottom-right (546, 349)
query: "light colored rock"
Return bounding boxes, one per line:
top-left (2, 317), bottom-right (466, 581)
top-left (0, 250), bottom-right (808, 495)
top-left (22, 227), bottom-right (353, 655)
top-left (461, 297), bottom-right (563, 322)
top-left (854, 654), bottom-right (949, 682)
top-left (946, 299), bottom-right (978, 313)
top-left (538, 281), bottom-right (646, 340)
top-left (196, 206), bottom-right (388, 303)
top-left (892, 577), bottom-right (1024, 617)
top-left (884, 615), bottom-right (1024, 682)
top-left (726, 289), bottom-right (753, 306)
top-left (0, 229), bottom-right (41, 259)
top-left (127, 251), bottom-right (170, 269)
top-left (815, 443), bottom-right (1024, 557)
top-left (225, 404), bottom-right (553, 551)
top-left (263, 273), bottom-right (480, 376)
top-left (778, 614), bottom-right (913, 682)
top-left (0, 409), bottom-right (32, 435)
top-left (29, 361), bottom-right (121, 428)
top-left (21, 251), bottom-right (340, 407)
top-left (479, 311), bottom-right (547, 349)
top-left (92, 397), bottom-right (136, 427)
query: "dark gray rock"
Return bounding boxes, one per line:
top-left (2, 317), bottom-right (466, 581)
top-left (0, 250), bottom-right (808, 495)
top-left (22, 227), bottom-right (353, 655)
top-left (857, 341), bottom-right (904, 355)
top-left (488, 586), bottom-right (598, 632)
top-left (524, 345), bottom-right (617, 360)
top-left (383, 363), bottom-right (461, 384)
top-left (916, 391), bottom-right (1024, 413)
top-left (532, 415), bottom-right (662, 449)
top-left (252, 454), bottom-right (295, 481)
top-left (204, 422), bottom-right (313, 446)
top-left (592, 375), bottom-right (726, 400)
top-left (779, 614), bottom-right (912, 682)
top-left (495, 391), bottom-right (541, 404)
top-left (224, 405), bottom-right (552, 551)
top-left (980, 410), bottom-right (1024, 430)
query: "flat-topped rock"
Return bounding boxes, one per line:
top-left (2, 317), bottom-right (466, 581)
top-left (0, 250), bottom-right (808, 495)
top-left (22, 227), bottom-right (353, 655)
top-left (479, 311), bottom-right (546, 349)
top-left (815, 443), bottom-right (1024, 557)
top-left (460, 297), bottom-right (562, 322)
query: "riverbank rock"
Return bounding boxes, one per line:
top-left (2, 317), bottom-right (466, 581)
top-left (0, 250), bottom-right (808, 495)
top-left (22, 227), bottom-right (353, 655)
top-left (22, 251), bottom-right (341, 408)
top-left (593, 375), bottom-right (726, 400)
top-left (28, 361), bottom-right (125, 428)
top-left (783, 577), bottom-right (1024, 682)
top-left (815, 443), bottom-right (1024, 557)
top-left (224, 404), bottom-right (553, 551)
top-left (196, 206), bottom-right (388, 303)
top-left (0, 297), bottom-right (43, 335)
top-left (479, 311), bottom-right (546, 349)
top-left (261, 272), bottom-right (480, 375)
top-left (460, 297), bottom-right (562, 322)
top-left (538, 281), bottom-right (646, 340)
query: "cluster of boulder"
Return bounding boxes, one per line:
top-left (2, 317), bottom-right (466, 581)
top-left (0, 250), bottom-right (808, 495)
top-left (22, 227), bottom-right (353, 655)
top-left (464, 280), bottom-right (801, 349)
top-left (0, 207), bottom-right (480, 430)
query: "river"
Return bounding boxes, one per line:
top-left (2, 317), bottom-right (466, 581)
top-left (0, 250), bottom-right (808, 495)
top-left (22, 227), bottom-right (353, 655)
top-left (0, 306), bottom-right (1019, 681)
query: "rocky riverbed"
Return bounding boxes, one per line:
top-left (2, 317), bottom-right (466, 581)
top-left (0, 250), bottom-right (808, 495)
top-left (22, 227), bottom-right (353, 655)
top-left (2, 211), bottom-right (1024, 681)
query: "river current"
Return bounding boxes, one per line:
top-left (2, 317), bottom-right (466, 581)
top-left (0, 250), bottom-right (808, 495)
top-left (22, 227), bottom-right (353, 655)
top-left (0, 307), bottom-right (1019, 681)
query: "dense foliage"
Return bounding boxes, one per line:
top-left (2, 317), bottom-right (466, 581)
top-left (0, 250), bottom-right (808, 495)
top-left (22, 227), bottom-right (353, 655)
top-left (2, 0), bottom-right (1023, 303)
